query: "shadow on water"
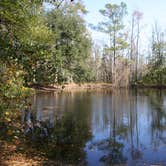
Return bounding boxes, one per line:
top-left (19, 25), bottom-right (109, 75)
top-left (22, 89), bottom-right (166, 165)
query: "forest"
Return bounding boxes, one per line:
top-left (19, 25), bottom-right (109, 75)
top-left (0, 0), bottom-right (166, 165)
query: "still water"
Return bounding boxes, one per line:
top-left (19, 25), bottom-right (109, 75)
top-left (30, 89), bottom-right (166, 166)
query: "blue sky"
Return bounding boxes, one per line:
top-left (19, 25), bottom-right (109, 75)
top-left (82, 0), bottom-right (166, 48)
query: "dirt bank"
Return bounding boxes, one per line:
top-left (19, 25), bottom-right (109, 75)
top-left (30, 83), bottom-right (112, 92)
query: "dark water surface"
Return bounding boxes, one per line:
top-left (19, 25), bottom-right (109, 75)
top-left (29, 89), bottom-right (166, 166)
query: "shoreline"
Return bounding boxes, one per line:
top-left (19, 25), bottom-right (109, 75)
top-left (30, 83), bottom-right (166, 92)
top-left (132, 84), bottom-right (166, 89)
top-left (30, 83), bottom-right (113, 92)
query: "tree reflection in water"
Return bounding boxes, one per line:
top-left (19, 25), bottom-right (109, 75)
top-left (148, 89), bottom-right (166, 148)
top-left (86, 89), bottom-right (166, 165)
top-left (23, 92), bottom-right (92, 165)
top-left (22, 90), bottom-right (166, 165)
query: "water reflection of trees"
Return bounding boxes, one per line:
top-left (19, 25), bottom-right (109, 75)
top-left (46, 112), bottom-right (91, 164)
top-left (24, 112), bottom-right (92, 165)
top-left (97, 89), bottom-right (166, 164)
top-left (23, 91), bottom-right (92, 165)
top-left (24, 90), bottom-right (166, 165)
top-left (90, 89), bottom-right (142, 164)
top-left (103, 89), bottom-right (142, 164)
top-left (145, 89), bottom-right (166, 146)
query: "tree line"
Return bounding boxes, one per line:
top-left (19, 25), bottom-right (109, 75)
top-left (91, 2), bottom-right (166, 87)
top-left (1, 1), bottom-right (166, 90)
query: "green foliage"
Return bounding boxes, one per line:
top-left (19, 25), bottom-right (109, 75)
top-left (0, 0), bottom-right (94, 126)
top-left (141, 26), bottom-right (166, 85)
top-left (0, 0), bottom-right (93, 86)
top-left (0, 62), bottom-right (34, 124)
top-left (46, 1), bottom-right (93, 83)
top-left (99, 2), bottom-right (127, 33)
top-left (97, 2), bottom-right (128, 84)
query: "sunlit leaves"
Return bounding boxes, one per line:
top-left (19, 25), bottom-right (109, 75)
top-left (20, 17), bottom-right (54, 48)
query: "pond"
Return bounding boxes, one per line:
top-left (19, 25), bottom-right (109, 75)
top-left (25, 89), bottom-right (166, 165)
